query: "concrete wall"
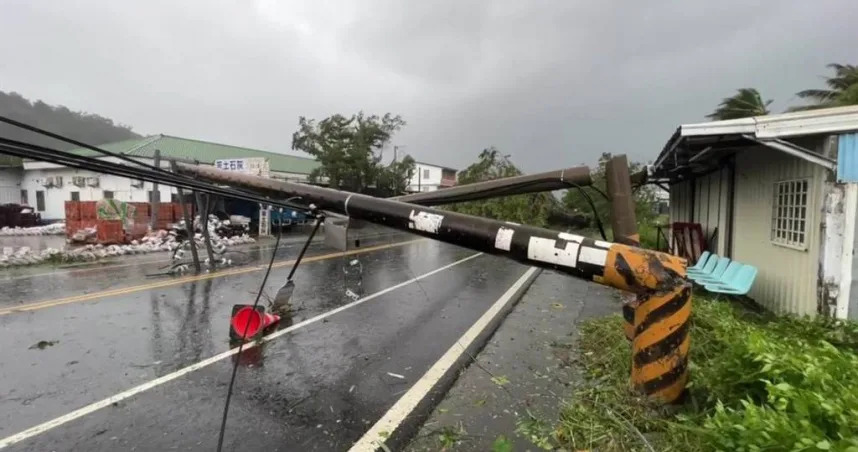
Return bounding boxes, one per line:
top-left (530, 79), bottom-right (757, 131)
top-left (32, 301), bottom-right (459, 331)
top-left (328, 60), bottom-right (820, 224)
top-left (731, 143), bottom-right (827, 316)
top-left (0, 167), bottom-right (23, 204)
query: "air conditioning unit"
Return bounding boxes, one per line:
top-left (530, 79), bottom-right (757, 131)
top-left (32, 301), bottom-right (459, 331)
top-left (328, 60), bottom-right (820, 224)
top-left (41, 176), bottom-right (54, 187)
top-left (130, 180), bottom-right (144, 188)
top-left (53, 176), bottom-right (63, 188)
top-left (86, 176), bottom-right (100, 187)
top-left (72, 176), bottom-right (87, 187)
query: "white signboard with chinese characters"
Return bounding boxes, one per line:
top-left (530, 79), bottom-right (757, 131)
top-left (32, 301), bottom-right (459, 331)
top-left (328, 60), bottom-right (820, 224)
top-left (214, 158), bottom-right (270, 178)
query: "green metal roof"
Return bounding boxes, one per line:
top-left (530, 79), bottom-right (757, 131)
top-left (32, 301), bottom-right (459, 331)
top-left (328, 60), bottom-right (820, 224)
top-left (68, 134), bottom-right (319, 175)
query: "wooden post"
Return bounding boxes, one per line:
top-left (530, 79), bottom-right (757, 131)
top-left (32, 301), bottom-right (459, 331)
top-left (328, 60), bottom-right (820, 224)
top-left (149, 149), bottom-right (160, 230)
top-left (170, 160), bottom-right (201, 272)
top-left (196, 192), bottom-right (216, 270)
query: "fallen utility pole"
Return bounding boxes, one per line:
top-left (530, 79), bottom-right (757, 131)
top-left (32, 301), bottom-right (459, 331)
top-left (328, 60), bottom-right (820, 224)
top-left (177, 163), bottom-right (692, 403)
top-left (395, 166), bottom-right (591, 206)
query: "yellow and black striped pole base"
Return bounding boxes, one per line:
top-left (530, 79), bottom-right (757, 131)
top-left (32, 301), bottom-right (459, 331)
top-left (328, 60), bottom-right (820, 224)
top-left (631, 283), bottom-right (691, 403)
top-left (599, 243), bottom-right (690, 403)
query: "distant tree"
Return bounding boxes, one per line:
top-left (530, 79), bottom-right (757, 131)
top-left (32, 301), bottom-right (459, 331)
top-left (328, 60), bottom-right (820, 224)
top-left (446, 147), bottom-right (558, 227)
top-left (377, 155), bottom-right (416, 195)
top-left (291, 112), bottom-right (405, 192)
top-left (0, 90), bottom-right (140, 151)
top-left (706, 88), bottom-right (772, 120)
top-left (792, 63), bottom-right (858, 110)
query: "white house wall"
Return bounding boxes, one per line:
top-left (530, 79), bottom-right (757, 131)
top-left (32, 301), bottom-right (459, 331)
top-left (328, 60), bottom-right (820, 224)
top-left (407, 164), bottom-right (444, 192)
top-left (732, 144), bottom-right (826, 316)
top-left (21, 168), bottom-right (175, 220)
top-left (0, 167), bottom-right (23, 204)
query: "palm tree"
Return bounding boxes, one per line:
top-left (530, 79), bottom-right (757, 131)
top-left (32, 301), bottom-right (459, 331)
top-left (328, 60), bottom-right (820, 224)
top-left (706, 88), bottom-right (772, 120)
top-left (792, 63), bottom-right (858, 110)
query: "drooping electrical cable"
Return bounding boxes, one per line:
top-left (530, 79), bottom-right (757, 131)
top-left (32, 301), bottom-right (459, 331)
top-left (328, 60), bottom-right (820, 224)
top-left (215, 214), bottom-right (283, 452)
top-left (0, 136), bottom-right (310, 213)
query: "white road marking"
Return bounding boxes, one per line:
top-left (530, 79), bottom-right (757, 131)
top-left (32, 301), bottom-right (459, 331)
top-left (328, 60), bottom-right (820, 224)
top-left (0, 252), bottom-right (483, 450)
top-left (349, 266), bottom-right (540, 452)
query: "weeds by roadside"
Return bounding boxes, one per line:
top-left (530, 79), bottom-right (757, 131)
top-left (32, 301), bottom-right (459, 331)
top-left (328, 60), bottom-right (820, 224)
top-left (548, 295), bottom-right (858, 451)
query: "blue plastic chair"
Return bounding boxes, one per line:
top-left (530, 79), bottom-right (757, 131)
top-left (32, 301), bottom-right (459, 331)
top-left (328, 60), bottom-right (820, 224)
top-left (695, 261), bottom-right (743, 285)
top-left (690, 257), bottom-right (730, 283)
top-left (688, 251), bottom-right (711, 273)
top-left (687, 254), bottom-right (718, 278)
top-left (704, 265), bottom-right (758, 295)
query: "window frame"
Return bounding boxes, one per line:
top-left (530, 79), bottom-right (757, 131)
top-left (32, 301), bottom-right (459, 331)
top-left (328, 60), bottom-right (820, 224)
top-left (70, 191), bottom-right (80, 201)
top-left (423, 168), bottom-right (431, 179)
top-left (770, 178), bottom-right (810, 251)
top-left (103, 190), bottom-right (114, 200)
top-left (35, 190), bottom-right (46, 212)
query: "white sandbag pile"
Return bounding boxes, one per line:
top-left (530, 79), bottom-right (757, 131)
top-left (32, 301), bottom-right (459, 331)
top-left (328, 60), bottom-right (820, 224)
top-left (1, 215), bottom-right (255, 269)
top-left (0, 223), bottom-right (66, 236)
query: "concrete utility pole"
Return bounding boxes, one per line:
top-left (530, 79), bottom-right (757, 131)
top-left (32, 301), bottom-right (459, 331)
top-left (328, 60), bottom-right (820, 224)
top-left (396, 166), bottom-right (591, 206)
top-left (605, 154), bottom-right (690, 405)
top-left (170, 160), bottom-right (201, 273)
top-left (149, 149), bottom-right (160, 230)
top-left (177, 162), bottom-right (692, 404)
top-left (196, 192), bottom-right (216, 270)
top-left (605, 155), bottom-right (642, 340)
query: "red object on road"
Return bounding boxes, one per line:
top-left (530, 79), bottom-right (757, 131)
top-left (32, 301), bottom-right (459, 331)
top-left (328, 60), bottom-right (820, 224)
top-left (229, 305), bottom-right (280, 341)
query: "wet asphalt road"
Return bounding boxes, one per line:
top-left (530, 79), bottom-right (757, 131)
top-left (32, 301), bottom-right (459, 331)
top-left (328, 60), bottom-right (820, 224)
top-left (0, 230), bottom-right (533, 451)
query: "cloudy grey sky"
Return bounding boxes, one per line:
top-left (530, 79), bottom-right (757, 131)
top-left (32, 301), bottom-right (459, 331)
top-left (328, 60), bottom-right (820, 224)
top-left (1, 0), bottom-right (855, 172)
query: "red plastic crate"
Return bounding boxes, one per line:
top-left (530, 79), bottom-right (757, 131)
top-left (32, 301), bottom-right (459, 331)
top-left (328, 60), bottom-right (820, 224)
top-left (97, 220), bottom-right (125, 244)
top-left (80, 201), bottom-right (98, 220)
top-left (158, 204), bottom-right (174, 222)
top-left (65, 201), bottom-right (81, 221)
top-left (132, 203), bottom-right (150, 219)
top-left (65, 220), bottom-right (80, 238)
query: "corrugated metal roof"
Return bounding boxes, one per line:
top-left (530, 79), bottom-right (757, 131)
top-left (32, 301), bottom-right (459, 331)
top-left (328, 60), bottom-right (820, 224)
top-left (653, 105), bottom-right (858, 179)
top-left (67, 134), bottom-right (319, 175)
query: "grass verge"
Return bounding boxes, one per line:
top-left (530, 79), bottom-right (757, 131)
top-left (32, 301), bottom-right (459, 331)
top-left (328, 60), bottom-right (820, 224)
top-left (549, 295), bottom-right (858, 451)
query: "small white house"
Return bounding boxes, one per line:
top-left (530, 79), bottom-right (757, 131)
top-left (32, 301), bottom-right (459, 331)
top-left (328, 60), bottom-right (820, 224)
top-left (651, 106), bottom-right (858, 320)
top-left (4, 134), bottom-right (318, 221)
top-left (406, 161), bottom-right (457, 193)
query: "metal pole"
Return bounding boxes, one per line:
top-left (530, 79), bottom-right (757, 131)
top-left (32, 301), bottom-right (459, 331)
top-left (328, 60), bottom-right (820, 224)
top-left (196, 192), bottom-right (217, 270)
top-left (171, 161), bottom-right (201, 273)
top-left (150, 149), bottom-right (161, 230)
top-left (177, 162), bottom-right (690, 403)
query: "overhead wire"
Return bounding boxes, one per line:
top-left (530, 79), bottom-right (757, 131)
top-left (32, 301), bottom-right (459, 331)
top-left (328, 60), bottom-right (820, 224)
top-left (215, 214), bottom-right (284, 452)
top-left (0, 137), bottom-right (311, 212)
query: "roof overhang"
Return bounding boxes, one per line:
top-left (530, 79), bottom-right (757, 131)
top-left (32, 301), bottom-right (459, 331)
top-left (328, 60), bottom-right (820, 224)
top-left (652, 105), bottom-right (858, 182)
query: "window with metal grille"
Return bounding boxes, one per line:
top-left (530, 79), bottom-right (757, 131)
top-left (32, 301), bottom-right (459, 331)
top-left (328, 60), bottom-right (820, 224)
top-left (771, 178), bottom-right (809, 249)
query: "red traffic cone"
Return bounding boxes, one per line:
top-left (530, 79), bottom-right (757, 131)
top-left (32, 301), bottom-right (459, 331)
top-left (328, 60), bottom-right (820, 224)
top-left (229, 305), bottom-right (281, 341)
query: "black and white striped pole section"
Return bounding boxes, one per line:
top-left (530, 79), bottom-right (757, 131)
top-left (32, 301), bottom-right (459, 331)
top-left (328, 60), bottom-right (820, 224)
top-left (176, 163), bottom-right (691, 403)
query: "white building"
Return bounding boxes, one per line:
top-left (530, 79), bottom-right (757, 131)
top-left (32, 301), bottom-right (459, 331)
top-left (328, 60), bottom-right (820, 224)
top-left (406, 161), bottom-right (457, 193)
top-left (1, 134), bottom-right (318, 221)
top-left (651, 106), bottom-right (858, 320)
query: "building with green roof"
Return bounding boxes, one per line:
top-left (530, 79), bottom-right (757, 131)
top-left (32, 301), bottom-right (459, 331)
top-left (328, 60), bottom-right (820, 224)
top-left (16, 134), bottom-right (319, 220)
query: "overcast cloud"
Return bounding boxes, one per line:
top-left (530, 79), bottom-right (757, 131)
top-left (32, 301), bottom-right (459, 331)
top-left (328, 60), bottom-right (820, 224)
top-left (1, 0), bottom-right (855, 171)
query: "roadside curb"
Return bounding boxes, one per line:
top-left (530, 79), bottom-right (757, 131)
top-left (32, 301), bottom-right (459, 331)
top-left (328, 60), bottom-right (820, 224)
top-left (350, 266), bottom-right (543, 451)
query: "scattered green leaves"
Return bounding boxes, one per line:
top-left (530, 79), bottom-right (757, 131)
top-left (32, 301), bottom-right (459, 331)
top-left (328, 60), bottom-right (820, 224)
top-left (29, 340), bottom-right (58, 350)
top-left (492, 435), bottom-right (513, 452)
top-left (552, 295), bottom-right (858, 451)
top-left (491, 375), bottom-right (510, 386)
